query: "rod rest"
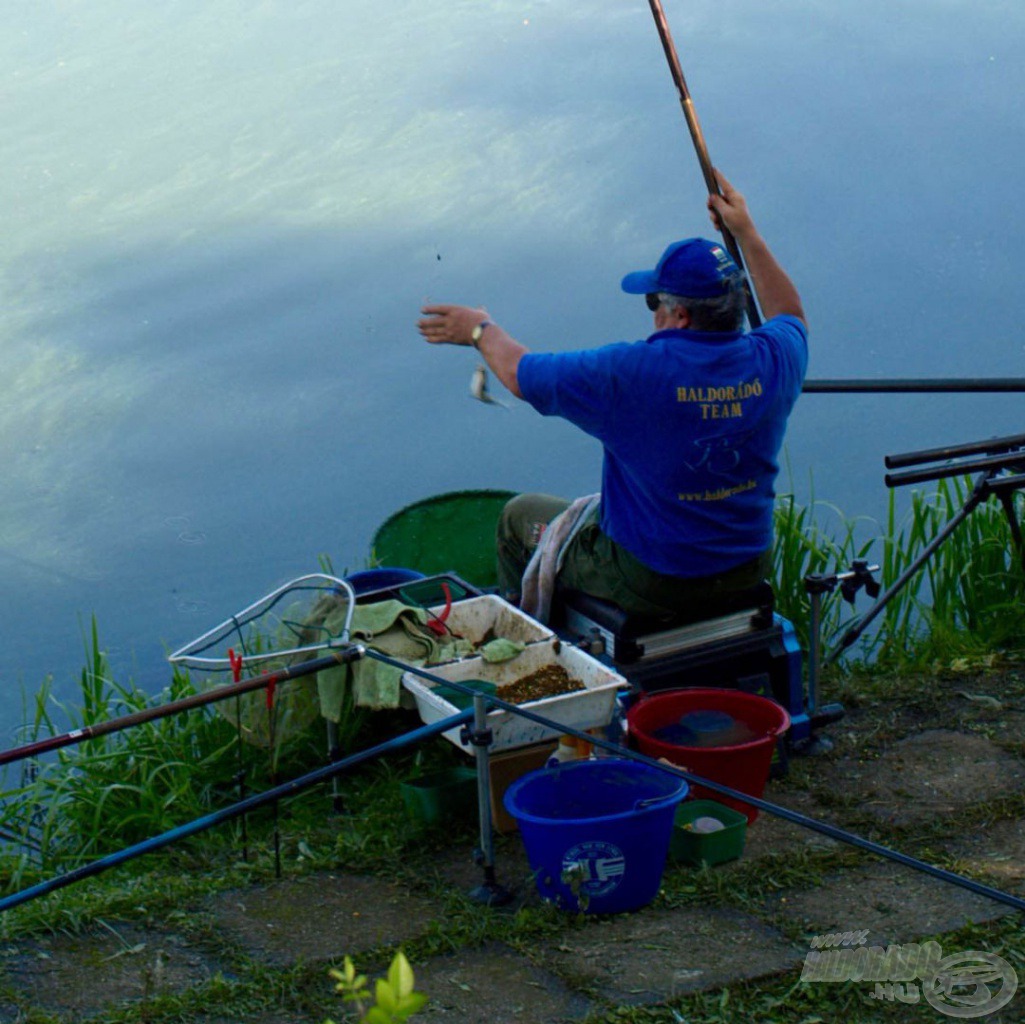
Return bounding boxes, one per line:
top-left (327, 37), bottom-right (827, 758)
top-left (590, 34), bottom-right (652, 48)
top-left (554, 580), bottom-right (775, 640)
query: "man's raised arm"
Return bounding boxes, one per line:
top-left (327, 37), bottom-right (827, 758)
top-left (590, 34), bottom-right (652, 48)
top-left (707, 169), bottom-right (806, 328)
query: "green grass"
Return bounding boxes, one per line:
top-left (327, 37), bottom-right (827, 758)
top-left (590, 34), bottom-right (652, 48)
top-left (773, 477), bottom-right (1025, 669)
top-left (3, 477), bottom-right (1024, 885)
top-left (0, 475), bottom-right (1023, 946)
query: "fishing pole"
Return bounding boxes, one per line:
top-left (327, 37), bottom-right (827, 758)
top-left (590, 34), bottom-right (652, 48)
top-left (364, 653), bottom-right (1025, 915)
top-left (0, 705), bottom-right (474, 915)
top-left (826, 435), bottom-right (1025, 662)
top-left (4, 654), bottom-right (1023, 917)
top-left (0, 647), bottom-right (365, 769)
top-left (804, 377), bottom-right (1025, 394)
top-left (645, 0), bottom-right (762, 328)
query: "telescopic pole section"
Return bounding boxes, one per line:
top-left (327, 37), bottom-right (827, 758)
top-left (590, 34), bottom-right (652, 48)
top-left (0, 648), bottom-right (365, 769)
top-left (646, 0), bottom-right (762, 328)
top-left (803, 378), bottom-right (1025, 395)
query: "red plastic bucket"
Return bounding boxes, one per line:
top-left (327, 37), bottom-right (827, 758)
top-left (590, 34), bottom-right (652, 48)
top-left (627, 688), bottom-right (790, 823)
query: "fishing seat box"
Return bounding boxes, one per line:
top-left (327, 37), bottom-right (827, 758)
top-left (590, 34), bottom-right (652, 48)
top-left (553, 581), bottom-right (811, 745)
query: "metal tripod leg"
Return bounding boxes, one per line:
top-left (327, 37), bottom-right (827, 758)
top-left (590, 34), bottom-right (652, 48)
top-left (793, 583), bottom-right (841, 755)
top-left (827, 481), bottom-right (987, 664)
top-left (467, 692), bottom-right (512, 906)
top-left (326, 720), bottom-right (343, 812)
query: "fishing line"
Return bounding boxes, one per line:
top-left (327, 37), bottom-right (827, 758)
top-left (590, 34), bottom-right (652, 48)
top-left (228, 648), bottom-right (249, 862)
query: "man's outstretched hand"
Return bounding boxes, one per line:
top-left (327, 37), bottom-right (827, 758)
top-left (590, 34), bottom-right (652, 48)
top-left (418, 304), bottom-right (489, 347)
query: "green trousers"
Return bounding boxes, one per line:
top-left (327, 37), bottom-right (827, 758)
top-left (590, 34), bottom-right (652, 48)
top-left (496, 492), bottom-right (771, 619)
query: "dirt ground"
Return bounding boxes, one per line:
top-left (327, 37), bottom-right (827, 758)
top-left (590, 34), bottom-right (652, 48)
top-left (2, 665), bottom-right (1024, 1022)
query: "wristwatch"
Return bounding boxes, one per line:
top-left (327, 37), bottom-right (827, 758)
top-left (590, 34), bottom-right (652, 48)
top-left (470, 320), bottom-right (493, 348)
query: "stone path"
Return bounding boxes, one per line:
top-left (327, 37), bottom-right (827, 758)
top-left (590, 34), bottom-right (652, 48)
top-left (2, 712), bottom-right (1024, 1022)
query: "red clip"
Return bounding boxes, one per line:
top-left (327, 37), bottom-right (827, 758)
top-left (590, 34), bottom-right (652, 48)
top-left (266, 677), bottom-right (277, 711)
top-left (228, 648), bottom-right (243, 683)
top-left (426, 582), bottom-right (453, 636)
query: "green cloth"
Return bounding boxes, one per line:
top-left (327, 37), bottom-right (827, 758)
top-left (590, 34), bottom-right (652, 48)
top-left (317, 599), bottom-right (476, 719)
top-left (480, 638), bottom-right (526, 663)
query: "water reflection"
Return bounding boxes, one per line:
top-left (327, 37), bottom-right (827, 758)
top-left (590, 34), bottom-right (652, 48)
top-left (1, 0), bottom-right (1024, 731)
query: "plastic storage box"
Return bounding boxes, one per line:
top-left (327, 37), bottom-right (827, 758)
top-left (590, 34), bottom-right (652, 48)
top-left (426, 594), bottom-right (554, 650)
top-left (488, 741), bottom-right (558, 832)
top-left (402, 638), bottom-right (628, 752)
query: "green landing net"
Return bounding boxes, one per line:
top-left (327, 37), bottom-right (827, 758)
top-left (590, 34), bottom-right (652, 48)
top-left (169, 574), bottom-right (357, 749)
top-left (371, 489), bottom-right (515, 589)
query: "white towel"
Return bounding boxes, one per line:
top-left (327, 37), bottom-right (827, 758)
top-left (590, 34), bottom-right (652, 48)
top-left (519, 493), bottom-right (600, 623)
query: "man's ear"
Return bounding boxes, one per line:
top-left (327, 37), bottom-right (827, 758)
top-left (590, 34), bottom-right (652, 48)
top-left (672, 305), bottom-right (692, 329)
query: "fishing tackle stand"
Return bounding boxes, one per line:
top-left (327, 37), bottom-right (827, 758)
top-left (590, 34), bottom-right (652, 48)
top-left (553, 581), bottom-right (844, 756)
top-left (802, 562), bottom-right (879, 754)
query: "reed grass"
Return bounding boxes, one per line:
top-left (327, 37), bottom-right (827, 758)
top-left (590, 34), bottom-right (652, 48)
top-left (772, 476), bottom-right (1025, 667)
top-left (3, 478), bottom-right (1024, 882)
top-left (0, 624), bottom-right (239, 880)
top-left (0, 620), bottom-right (328, 886)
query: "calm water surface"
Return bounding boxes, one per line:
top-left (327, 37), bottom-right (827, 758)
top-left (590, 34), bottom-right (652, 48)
top-left (2, 0), bottom-right (1024, 737)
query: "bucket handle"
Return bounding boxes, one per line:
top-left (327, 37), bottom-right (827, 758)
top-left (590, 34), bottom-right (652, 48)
top-left (633, 792), bottom-right (681, 811)
top-left (631, 779), bottom-right (688, 811)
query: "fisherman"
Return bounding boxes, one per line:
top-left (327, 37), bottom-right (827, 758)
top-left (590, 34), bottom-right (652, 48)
top-left (416, 170), bottom-right (807, 620)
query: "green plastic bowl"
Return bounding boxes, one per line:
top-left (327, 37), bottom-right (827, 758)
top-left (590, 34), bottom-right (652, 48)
top-left (400, 766), bottom-right (478, 826)
top-left (669, 799), bottom-right (748, 867)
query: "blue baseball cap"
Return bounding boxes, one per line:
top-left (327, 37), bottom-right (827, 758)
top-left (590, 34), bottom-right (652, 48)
top-left (621, 238), bottom-right (740, 298)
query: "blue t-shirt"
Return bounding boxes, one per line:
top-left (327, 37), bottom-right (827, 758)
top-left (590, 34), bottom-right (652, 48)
top-left (517, 315), bottom-right (808, 577)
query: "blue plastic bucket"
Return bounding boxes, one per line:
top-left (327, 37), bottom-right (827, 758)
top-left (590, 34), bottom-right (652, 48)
top-left (503, 758), bottom-right (687, 914)
top-left (343, 567), bottom-right (426, 595)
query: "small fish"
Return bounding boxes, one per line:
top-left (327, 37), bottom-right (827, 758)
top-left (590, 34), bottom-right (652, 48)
top-left (470, 364), bottom-right (508, 408)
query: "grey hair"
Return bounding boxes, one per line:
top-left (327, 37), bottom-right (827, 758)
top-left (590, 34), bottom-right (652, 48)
top-left (658, 277), bottom-right (747, 332)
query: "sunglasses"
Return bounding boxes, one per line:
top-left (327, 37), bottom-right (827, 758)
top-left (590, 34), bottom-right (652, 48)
top-left (645, 293), bottom-right (661, 312)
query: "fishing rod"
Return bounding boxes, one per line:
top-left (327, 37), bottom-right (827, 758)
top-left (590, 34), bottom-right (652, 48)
top-left (0, 647), bottom-right (365, 769)
top-left (3, 652), bottom-right (1024, 917)
top-left (827, 434), bottom-right (1025, 662)
top-left (0, 705), bottom-right (474, 915)
top-left (645, 0), bottom-right (762, 329)
top-left (804, 377), bottom-right (1025, 394)
top-left (362, 653), bottom-right (1025, 915)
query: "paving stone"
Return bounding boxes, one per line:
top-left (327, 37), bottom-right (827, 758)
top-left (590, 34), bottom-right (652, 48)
top-left (726, 787), bottom-right (841, 863)
top-left (415, 942), bottom-right (594, 1021)
top-left (0, 922), bottom-right (219, 1021)
top-left (210, 872), bottom-right (441, 966)
top-left (200, 1014), bottom-right (314, 1024)
top-left (429, 835), bottom-right (540, 908)
top-left (769, 860), bottom-right (1010, 948)
top-left (949, 814), bottom-right (1025, 894)
top-left (541, 906), bottom-right (800, 1004)
top-left (828, 730), bottom-right (1025, 828)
